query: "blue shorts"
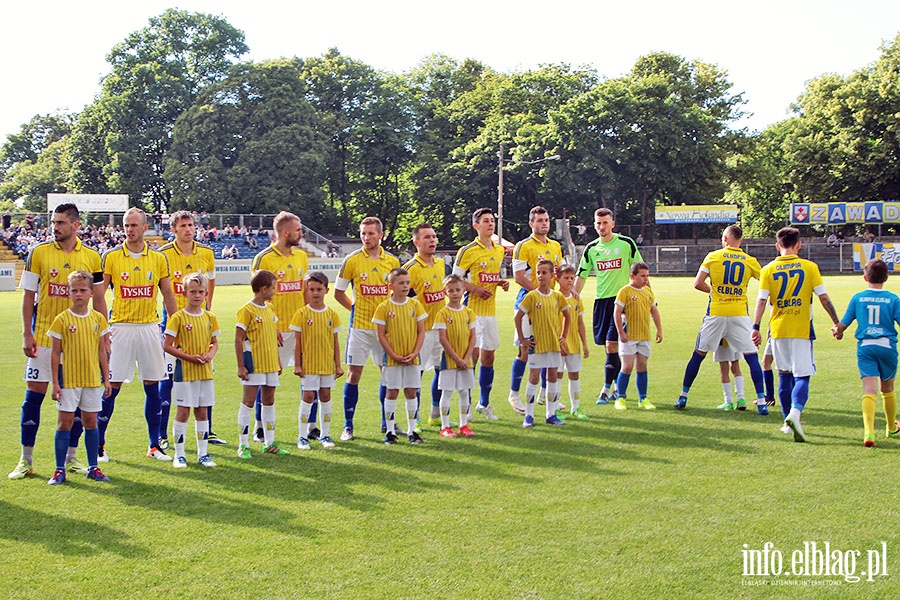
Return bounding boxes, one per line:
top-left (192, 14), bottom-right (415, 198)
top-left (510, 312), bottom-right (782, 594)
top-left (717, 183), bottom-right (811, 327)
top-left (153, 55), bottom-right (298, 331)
top-left (857, 343), bottom-right (898, 380)
top-left (592, 297), bottom-right (618, 345)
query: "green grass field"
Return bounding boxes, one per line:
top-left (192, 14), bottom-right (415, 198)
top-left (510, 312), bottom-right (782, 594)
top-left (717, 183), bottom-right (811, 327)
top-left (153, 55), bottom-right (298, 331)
top-left (1, 275), bottom-right (898, 599)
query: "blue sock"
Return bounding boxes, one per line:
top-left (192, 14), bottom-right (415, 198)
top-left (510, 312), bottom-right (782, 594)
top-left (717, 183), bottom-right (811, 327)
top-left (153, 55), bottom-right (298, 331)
top-left (681, 352), bottom-right (706, 394)
top-left (99, 387), bottom-right (120, 446)
top-left (510, 358), bottom-right (527, 393)
top-left (254, 388), bottom-right (262, 422)
top-left (379, 385), bottom-right (387, 427)
top-left (309, 391), bottom-right (319, 427)
top-left (605, 353), bottom-right (621, 387)
top-left (54, 429), bottom-right (69, 471)
top-left (636, 371), bottom-right (648, 399)
top-left (144, 382), bottom-right (162, 448)
top-left (20, 390), bottom-right (45, 447)
top-left (743, 352), bottom-right (765, 399)
top-left (616, 372), bottom-right (631, 399)
top-left (343, 382), bottom-right (359, 429)
top-left (778, 372), bottom-right (795, 419)
top-left (207, 405), bottom-right (214, 431)
top-left (431, 369), bottom-right (442, 409)
top-left (84, 427), bottom-right (100, 469)
top-left (479, 366), bottom-right (494, 407)
top-left (540, 368), bottom-right (547, 396)
top-left (69, 409), bottom-right (83, 448)
top-left (158, 376), bottom-right (173, 438)
top-left (792, 376), bottom-right (810, 411)
top-left (764, 369), bottom-right (775, 400)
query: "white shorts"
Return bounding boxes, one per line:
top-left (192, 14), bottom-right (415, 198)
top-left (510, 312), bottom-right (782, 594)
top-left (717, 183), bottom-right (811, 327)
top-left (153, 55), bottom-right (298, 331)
top-left (57, 387), bottom-right (103, 413)
top-left (559, 353), bottom-right (583, 373)
top-left (528, 351), bottom-right (561, 369)
top-left (381, 365), bottom-right (421, 390)
top-left (345, 328), bottom-right (381, 367)
top-left (764, 337), bottom-right (773, 357)
top-left (419, 330), bottom-right (441, 370)
top-left (302, 374), bottom-right (336, 391)
top-left (695, 315), bottom-right (757, 355)
top-left (278, 330), bottom-right (295, 368)
top-left (242, 372), bottom-right (280, 387)
top-left (173, 379), bottom-right (216, 408)
top-left (620, 340), bottom-right (652, 357)
top-left (513, 314), bottom-right (534, 346)
top-left (713, 344), bottom-right (742, 363)
top-left (109, 323), bottom-right (167, 383)
top-left (23, 346), bottom-right (52, 383)
top-left (771, 338), bottom-right (816, 378)
top-left (475, 316), bottom-right (500, 351)
top-left (164, 352), bottom-right (176, 377)
top-left (438, 367), bottom-right (476, 391)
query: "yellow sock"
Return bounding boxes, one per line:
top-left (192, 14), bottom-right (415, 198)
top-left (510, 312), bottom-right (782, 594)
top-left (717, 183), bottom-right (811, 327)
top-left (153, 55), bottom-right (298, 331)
top-left (862, 394), bottom-right (877, 435)
top-left (883, 391), bottom-right (897, 433)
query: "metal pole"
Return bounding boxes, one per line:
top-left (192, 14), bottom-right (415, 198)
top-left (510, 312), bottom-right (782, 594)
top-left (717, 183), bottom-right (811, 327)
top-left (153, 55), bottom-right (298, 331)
top-left (497, 143), bottom-right (504, 245)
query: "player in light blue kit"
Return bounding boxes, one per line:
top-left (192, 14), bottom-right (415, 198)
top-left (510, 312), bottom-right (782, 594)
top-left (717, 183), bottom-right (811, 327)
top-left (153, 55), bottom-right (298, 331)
top-left (832, 259), bottom-right (900, 447)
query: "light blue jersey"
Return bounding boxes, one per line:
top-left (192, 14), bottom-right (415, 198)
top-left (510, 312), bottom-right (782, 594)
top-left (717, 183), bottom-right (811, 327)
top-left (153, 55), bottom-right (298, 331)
top-left (840, 288), bottom-right (900, 346)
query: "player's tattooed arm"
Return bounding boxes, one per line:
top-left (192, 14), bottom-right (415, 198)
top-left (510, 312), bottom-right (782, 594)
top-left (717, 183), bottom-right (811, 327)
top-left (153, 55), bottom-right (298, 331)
top-left (818, 293), bottom-right (840, 325)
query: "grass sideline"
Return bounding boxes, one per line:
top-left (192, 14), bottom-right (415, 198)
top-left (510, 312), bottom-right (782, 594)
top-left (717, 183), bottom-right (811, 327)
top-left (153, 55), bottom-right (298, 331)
top-left (1, 275), bottom-right (897, 599)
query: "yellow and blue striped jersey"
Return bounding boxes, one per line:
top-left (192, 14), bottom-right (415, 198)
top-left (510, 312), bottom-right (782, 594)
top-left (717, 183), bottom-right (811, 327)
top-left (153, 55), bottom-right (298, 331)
top-left (159, 241), bottom-right (216, 312)
top-left (403, 254), bottom-right (446, 329)
top-left (372, 297), bottom-right (427, 367)
top-left (20, 238), bottom-right (102, 345)
top-left (289, 305), bottom-right (343, 375)
top-left (251, 244), bottom-right (308, 331)
top-left (453, 238), bottom-right (505, 317)
top-left (164, 308), bottom-right (220, 381)
top-left (513, 235), bottom-right (564, 306)
top-left (102, 243), bottom-right (170, 324)
top-left (336, 246), bottom-right (400, 330)
top-left (432, 305), bottom-right (476, 368)
top-left (700, 246), bottom-right (761, 317)
top-left (519, 289), bottom-right (568, 354)
top-left (758, 255), bottom-right (825, 339)
top-left (236, 301), bottom-right (280, 373)
top-left (47, 308), bottom-right (109, 388)
top-left (614, 284), bottom-right (656, 341)
top-left (561, 293), bottom-right (585, 354)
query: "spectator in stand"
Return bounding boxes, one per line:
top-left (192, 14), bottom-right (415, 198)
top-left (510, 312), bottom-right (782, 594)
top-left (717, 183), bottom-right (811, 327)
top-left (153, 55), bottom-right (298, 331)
top-left (826, 233), bottom-right (838, 247)
top-left (636, 233), bottom-right (645, 246)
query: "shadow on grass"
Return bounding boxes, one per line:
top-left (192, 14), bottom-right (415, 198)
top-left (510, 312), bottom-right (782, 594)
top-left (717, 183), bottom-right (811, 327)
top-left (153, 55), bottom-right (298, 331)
top-left (0, 499), bottom-right (149, 557)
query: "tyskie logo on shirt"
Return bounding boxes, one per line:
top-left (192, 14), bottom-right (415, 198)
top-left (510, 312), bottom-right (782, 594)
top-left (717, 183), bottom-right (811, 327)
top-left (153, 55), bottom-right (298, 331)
top-left (423, 290), bottom-right (445, 303)
top-left (595, 258), bottom-right (623, 271)
top-left (48, 282), bottom-right (69, 297)
top-left (121, 285), bottom-right (154, 298)
top-left (360, 284), bottom-right (388, 296)
top-left (277, 280), bottom-right (303, 293)
top-left (478, 272), bottom-right (501, 284)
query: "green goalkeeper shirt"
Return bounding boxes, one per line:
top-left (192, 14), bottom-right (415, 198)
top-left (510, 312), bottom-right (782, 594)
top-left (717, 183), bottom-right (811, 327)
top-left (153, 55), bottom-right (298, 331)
top-left (578, 234), bottom-right (643, 299)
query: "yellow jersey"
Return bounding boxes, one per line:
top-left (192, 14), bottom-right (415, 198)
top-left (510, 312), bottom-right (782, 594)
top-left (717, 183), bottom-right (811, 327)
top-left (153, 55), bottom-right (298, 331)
top-left (433, 305), bottom-right (476, 369)
top-left (336, 246), bottom-right (400, 330)
top-left (372, 297), bottom-right (427, 367)
top-left (289, 305), bottom-right (343, 375)
top-left (47, 308), bottom-right (109, 388)
top-left (453, 238), bottom-right (505, 316)
top-left (236, 301), bottom-right (280, 374)
top-left (102, 243), bottom-right (170, 324)
top-left (164, 308), bottom-right (220, 382)
top-left (614, 284), bottom-right (656, 341)
top-left (513, 235), bottom-right (564, 307)
top-left (403, 254), bottom-right (446, 329)
top-left (700, 246), bottom-right (761, 317)
top-left (251, 244), bottom-right (309, 332)
top-left (758, 255), bottom-right (825, 339)
top-left (159, 241), bottom-right (216, 312)
top-left (519, 289), bottom-right (568, 354)
top-left (20, 238), bottom-right (102, 346)
top-left (561, 293), bottom-right (585, 354)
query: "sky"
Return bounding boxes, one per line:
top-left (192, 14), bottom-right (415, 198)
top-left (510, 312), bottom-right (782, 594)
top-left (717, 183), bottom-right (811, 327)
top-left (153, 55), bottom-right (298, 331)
top-left (1, 1), bottom-right (899, 142)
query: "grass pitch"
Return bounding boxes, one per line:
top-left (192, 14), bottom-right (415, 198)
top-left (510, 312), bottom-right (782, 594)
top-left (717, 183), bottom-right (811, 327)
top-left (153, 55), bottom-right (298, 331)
top-left (0, 275), bottom-right (897, 599)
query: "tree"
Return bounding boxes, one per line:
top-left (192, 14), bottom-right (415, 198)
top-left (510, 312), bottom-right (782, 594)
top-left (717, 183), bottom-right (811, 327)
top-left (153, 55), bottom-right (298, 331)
top-left (0, 113), bottom-right (73, 179)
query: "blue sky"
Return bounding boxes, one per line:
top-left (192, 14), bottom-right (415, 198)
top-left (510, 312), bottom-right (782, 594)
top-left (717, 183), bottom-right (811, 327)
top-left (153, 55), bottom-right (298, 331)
top-left (1, 0), bottom-right (898, 141)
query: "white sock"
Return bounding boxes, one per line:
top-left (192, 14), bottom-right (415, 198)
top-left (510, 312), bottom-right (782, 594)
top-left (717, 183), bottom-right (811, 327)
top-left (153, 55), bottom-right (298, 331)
top-left (547, 380), bottom-right (560, 418)
top-left (722, 382), bottom-right (733, 403)
top-left (440, 392), bottom-right (452, 429)
top-left (459, 390), bottom-right (471, 426)
top-left (261, 404), bottom-right (276, 446)
top-left (173, 420), bottom-right (188, 459)
top-left (734, 376), bottom-right (745, 399)
top-left (384, 398), bottom-right (397, 434)
top-left (299, 401), bottom-right (312, 438)
top-left (569, 379), bottom-right (580, 410)
top-left (525, 381), bottom-right (538, 418)
top-left (320, 401), bottom-right (332, 439)
top-left (787, 408), bottom-right (802, 423)
top-left (195, 419), bottom-right (209, 457)
top-left (238, 404), bottom-right (252, 446)
top-left (405, 397), bottom-right (417, 435)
